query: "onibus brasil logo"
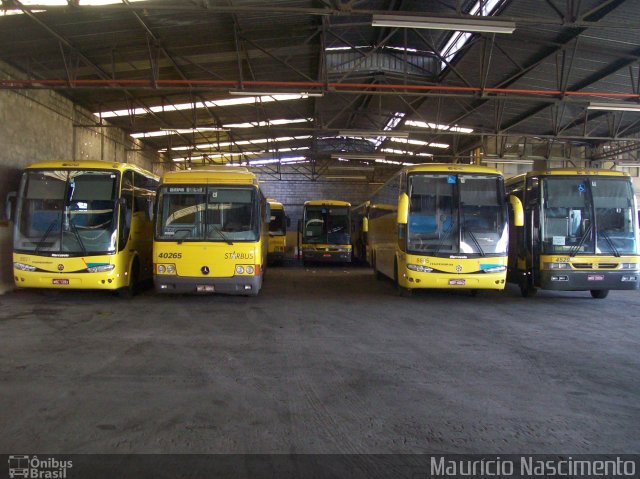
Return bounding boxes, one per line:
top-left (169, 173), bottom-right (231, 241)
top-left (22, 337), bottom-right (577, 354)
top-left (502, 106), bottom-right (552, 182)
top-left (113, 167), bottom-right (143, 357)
top-left (8, 455), bottom-right (72, 478)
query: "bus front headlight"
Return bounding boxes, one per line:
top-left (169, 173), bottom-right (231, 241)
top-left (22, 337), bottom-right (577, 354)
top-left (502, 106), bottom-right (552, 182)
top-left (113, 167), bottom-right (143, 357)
top-left (235, 265), bottom-right (245, 274)
top-left (620, 263), bottom-right (638, 270)
top-left (407, 264), bottom-right (433, 273)
top-left (156, 264), bottom-right (176, 275)
top-left (87, 264), bottom-right (115, 273)
top-left (483, 265), bottom-right (507, 273)
top-left (245, 266), bottom-right (254, 274)
top-left (14, 262), bottom-right (36, 272)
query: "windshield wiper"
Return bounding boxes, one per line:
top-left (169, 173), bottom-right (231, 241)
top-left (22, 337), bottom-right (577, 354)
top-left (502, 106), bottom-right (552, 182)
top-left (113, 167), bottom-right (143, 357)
top-left (35, 219), bottom-right (58, 254)
top-left (434, 220), bottom-right (455, 255)
top-left (598, 230), bottom-right (620, 257)
top-left (569, 223), bottom-right (593, 257)
top-left (465, 229), bottom-right (485, 256)
top-left (68, 220), bottom-right (87, 255)
top-left (209, 225), bottom-right (233, 245)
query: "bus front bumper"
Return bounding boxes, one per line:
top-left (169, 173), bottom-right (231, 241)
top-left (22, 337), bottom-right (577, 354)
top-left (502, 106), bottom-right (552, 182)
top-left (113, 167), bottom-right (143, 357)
top-left (302, 250), bottom-right (351, 263)
top-left (154, 275), bottom-right (262, 295)
top-left (539, 270), bottom-right (640, 291)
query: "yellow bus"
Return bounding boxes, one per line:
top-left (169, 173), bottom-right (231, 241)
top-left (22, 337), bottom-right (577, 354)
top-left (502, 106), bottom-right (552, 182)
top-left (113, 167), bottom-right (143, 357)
top-left (506, 168), bottom-right (639, 298)
top-left (267, 199), bottom-right (288, 264)
top-left (350, 200), bottom-right (370, 264)
top-left (300, 199), bottom-right (352, 265)
top-left (368, 164), bottom-right (523, 296)
top-left (153, 167), bottom-right (269, 295)
top-left (10, 160), bottom-right (158, 297)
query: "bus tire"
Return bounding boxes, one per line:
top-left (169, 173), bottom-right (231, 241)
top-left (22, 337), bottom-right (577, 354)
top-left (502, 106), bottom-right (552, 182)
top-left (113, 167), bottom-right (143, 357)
top-left (470, 289), bottom-right (479, 297)
top-left (117, 259), bottom-right (139, 299)
top-left (590, 289), bottom-right (609, 299)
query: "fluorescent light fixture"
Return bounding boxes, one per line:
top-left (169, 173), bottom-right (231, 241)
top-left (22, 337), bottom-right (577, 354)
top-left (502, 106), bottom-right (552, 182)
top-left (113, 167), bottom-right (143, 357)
top-left (325, 176), bottom-right (369, 180)
top-left (405, 120), bottom-right (474, 133)
top-left (133, 127), bottom-right (230, 139)
top-left (228, 90), bottom-right (324, 98)
top-left (244, 156), bottom-right (309, 166)
top-left (95, 94), bottom-right (307, 119)
top-left (481, 159), bottom-right (534, 165)
top-left (375, 159), bottom-right (415, 166)
top-left (380, 148), bottom-right (433, 157)
top-left (339, 130), bottom-right (409, 138)
top-left (328, 166), bottom-right (376, 172)
top-left (371, 15), bottom-right (515, 34)
top-left (224, 118), bottom-right (312, 128)
top-left (165, 135), bottom-right (312, 152)
top-left (587, 102), bottom-right (640, 112)
top-left (331, 153), bottom-right (386, 161)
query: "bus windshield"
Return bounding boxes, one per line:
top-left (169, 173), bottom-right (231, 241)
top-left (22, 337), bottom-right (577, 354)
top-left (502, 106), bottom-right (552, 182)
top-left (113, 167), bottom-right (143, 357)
top-left (156, 186), bottom-right (258, 242)
top-left (14, 170), bottom-right (118, 255)
top-left (407, 174), bottom-right (507, 256)
top-left (303, 205), bottom-right (350, 245)
top-left (269, 209), bottom-right (286, 235)
top-left (541, 176), bottom-right (637, 255)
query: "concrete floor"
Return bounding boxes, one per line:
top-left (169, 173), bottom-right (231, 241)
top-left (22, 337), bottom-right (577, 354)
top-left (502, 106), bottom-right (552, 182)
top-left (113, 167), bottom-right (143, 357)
top-left (1, 265), bottom-right (639, 454)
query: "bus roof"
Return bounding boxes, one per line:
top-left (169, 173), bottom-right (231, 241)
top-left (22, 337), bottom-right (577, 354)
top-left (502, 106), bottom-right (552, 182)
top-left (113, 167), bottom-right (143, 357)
top-left (404, 163), bottom-right (503, 175)
top-left (506, 167), bottom-right (630, 185)
top-left (24, 160), bottom-right (158, 178)
top-left (161, 167), bottom-right (258, 186)
top-left (304, 199), bottom-right (351, 207)
top-left (267, 199), bottom-right (284, 209)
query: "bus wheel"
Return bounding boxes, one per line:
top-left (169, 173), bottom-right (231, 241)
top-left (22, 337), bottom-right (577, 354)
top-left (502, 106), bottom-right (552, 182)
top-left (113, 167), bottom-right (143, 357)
top-left (590, 289), bottom-right (609, 299)
top-left (520, 283), bottom-right (537, 298)
top-left (117, 260), bottom-right (139, 299)
top-left (470, 289), bottom-right (479, 297)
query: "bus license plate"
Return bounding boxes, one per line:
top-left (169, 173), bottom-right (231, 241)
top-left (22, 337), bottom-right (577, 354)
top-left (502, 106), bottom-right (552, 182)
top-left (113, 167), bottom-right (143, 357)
top-left (197, 285), bottom-right (215, 292)
top-left (52, 279), bottom-right (69, 285)
top-left (449, 279), bottom-right (466, 286)
top-left (588, 275), bottom-right (604, 281)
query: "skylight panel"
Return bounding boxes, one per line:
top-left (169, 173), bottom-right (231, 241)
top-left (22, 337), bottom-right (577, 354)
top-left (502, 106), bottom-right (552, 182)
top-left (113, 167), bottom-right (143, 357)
top-left (96, 94), bottom-right (309, 119)
top-left (438, 0), bottom-right (504, 71)
top-left (405, 120), bottom-right (473, 134)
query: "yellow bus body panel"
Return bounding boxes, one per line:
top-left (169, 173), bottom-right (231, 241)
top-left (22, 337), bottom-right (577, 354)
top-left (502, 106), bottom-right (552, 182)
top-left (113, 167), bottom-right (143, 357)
top-left (267, 200), bottom-right (286, 259)
top-left (397, 252), bottom-right (507, 290)
top-left (268, 234), bottom-right (286, 254)
top-left (155, 241), bottom-right (262, 278)
top-left (12, 252), bottom-right (132, 290)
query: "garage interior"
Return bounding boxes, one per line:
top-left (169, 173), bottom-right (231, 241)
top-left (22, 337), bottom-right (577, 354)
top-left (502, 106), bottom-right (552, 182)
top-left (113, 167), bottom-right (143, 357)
top-left (1, 0), bottom-right (639, 463)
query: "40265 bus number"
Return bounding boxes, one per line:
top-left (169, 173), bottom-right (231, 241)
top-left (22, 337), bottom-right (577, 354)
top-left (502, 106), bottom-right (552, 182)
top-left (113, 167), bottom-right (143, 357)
top-left (158, 252), bottom-right (182, 259)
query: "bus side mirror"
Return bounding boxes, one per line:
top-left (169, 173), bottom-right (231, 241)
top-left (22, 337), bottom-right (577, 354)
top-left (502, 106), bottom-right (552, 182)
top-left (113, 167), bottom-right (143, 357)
top-left (265, 204), bottom-right (271, 221)
top-left (286, 216), bottom-right (291, 228)
top-left (5, 191), bottom-right (16, 223)
top-left (397, 193), bottom-right (409, 225)
top-left (508, 195), bottom-right (524, 227)
top-left (297, 219), bottom-right (302, 233)
top-left (362, 216), bottom-right (369, 233)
